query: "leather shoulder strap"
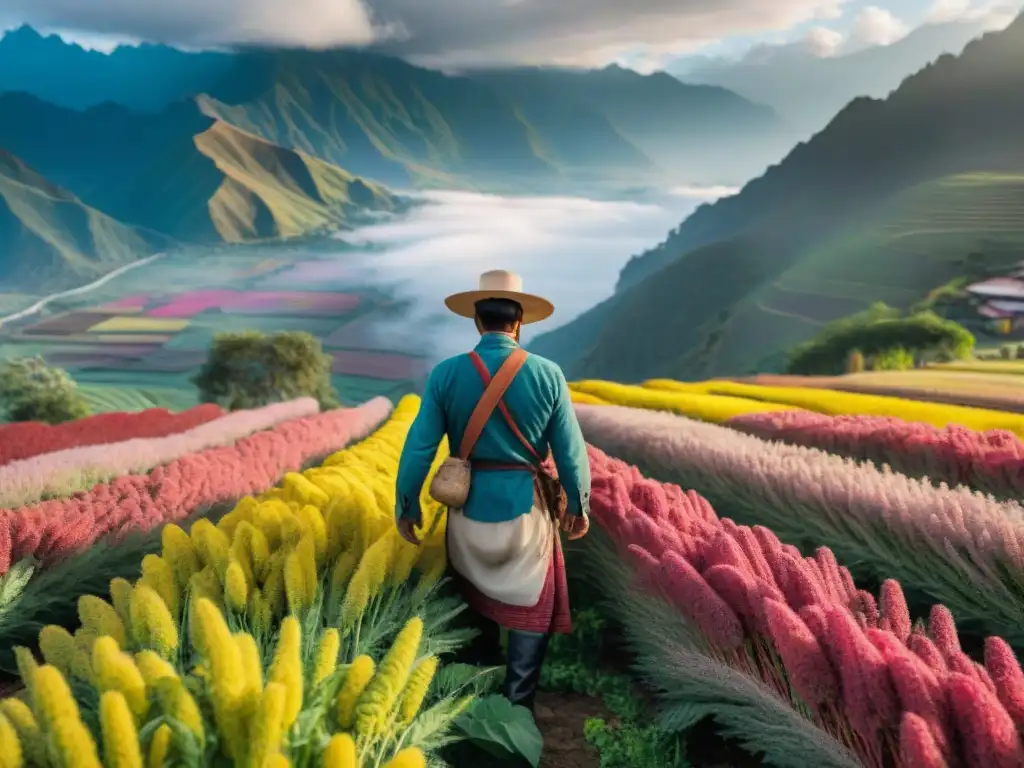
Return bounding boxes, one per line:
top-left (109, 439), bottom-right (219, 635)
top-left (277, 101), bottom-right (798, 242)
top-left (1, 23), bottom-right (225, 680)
top-left (458, 348), bottom-right (528, 459)
top-left (468, 351), bottom-right (541, 462)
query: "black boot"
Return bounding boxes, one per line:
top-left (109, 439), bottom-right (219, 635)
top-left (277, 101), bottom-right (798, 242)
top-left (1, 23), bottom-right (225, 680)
top-left (463, 615), bottom-right (504, 667)
top-left (504, 630), bottom-right (550, 714)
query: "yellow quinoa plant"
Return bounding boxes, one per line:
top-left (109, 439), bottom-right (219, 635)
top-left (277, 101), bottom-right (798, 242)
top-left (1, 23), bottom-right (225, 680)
top-left (0, 397), bottom-right (493, 766)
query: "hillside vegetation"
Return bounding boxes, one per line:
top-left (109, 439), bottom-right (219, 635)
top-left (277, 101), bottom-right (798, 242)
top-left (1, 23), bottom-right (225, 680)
top-left (195, 120), bottom-right (400, 242)
top-left (0, 95), bottom-right (400, 289)
top-left (471, 65), bottom-right (794, 184)
top-left (0, 150), bottom-right (157, 291)
top-left (531, 13), bottom-right (1024, 382)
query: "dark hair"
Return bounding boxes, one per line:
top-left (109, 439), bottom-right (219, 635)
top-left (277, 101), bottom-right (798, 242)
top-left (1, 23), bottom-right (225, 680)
top-left (474, 298), bottom-right (523, 331)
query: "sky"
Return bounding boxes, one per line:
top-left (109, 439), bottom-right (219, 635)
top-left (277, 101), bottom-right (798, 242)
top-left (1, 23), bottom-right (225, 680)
top-left (0, 0), bottom-right (1018, 71)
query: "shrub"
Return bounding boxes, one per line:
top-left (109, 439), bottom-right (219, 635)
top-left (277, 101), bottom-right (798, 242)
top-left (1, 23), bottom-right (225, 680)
top-left (844, 349), bottom-right (865, 373)
top-left (193, 330), bottom-right (339, 411)
top-left (871, 347), bottom-right (914, 371)
top-left (786, 307), bottom-right (974, 375)
top-left (0, 357), bottom-right (90, 424)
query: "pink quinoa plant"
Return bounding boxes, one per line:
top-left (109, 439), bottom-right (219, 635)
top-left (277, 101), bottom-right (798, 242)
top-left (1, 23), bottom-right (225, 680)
top-left (0, 397), bottom-right (392, 575)
top-left (728, 409), bottom-right (1024, 502)
top-left (0, 403), bottom-right (223, 466)
top-left (586, 440), bottom-right (1024, 768)
top-left (576, 402), bottom-right (1024, 646)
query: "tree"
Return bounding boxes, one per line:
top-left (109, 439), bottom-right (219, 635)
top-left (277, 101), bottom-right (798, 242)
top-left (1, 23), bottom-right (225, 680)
top-left (192, 330), bottom-right (339, 411)
top-left (787, 305), bottom-right (974, 375)
top-left (0, 356), bottom-right (91, 424)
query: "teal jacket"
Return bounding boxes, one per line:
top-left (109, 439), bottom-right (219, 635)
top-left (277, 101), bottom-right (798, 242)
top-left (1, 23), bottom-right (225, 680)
top-left (396, 332), bottom-right (591, 524)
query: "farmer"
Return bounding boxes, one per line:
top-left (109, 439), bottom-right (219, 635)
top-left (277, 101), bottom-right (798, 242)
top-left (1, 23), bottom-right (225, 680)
top-left (394, 269), bottom-right (591, 714)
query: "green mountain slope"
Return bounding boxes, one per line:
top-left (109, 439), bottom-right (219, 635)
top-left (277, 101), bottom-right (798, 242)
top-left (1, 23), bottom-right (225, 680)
top-left (474, 65), bottom-right (794, 185)
top-left (195, 119), bottom-right (400, 241)
top-left (0, 94), bottom-right (401, 288)
top-left (0, 29), bottom-right (794, 193)
top-left (196, 50), bottom-right (636, 190)
top-left (530, 14), bottom-right (1024, 382)
top-left (671, 20), bottom-right (993, 134)
top-left (195, 51), bottom-right (792, 190)
top-left (0, 25), bottom-right (237, 112)
top-left (0, 150), bottom-right (156, 292)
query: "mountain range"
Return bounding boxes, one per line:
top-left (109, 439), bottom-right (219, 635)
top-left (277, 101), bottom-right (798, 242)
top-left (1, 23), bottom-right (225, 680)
top-left (670, 18), bottom-right (997, 134)
top-left (0, 25), bottom-right (803, 291)
top-left (530, 12), bottom-right (1024, 382)
top-left (0, 27), bottom-right (794, 188)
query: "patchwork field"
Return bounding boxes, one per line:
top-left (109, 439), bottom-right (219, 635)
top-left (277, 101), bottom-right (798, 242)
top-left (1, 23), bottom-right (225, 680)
top-left (0, 244), bottom-right (430, 412)
top-left (7, 373), bottom-right (1024, 766)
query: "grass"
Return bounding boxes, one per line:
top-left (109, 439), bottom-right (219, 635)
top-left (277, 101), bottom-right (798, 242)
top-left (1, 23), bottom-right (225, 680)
top-left (77, 383), bottom-right (199, 413)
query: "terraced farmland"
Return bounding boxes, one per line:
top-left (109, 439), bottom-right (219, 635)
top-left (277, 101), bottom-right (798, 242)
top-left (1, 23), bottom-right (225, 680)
top-left (696, 172), bottom-right (1024, 377)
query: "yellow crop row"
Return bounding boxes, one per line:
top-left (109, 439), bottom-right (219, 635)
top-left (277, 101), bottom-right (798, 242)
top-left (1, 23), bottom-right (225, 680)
top-left (570, 380), bottom-right (800, 424)
top-left (569, 390), bottom-right (611, 406)
top-left (644, 379), bottom-right (1024, 436)
top-left (0, 396), bottom-right (460, 768)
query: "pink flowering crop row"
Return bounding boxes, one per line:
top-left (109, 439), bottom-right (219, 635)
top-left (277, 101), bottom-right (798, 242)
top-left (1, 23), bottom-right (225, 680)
top-left (0, 398), bottom-right (322, 509)
top-left (728, 410), bottom-right (1024, 502)
top-left (573, 403), bottom-right (1024, 648)
top-left (0, 397), bottom-right (393, 576)
top-left (588, 444), bottom-right (1024, 768)
top-left (0, 404), bottom-right (224, 466)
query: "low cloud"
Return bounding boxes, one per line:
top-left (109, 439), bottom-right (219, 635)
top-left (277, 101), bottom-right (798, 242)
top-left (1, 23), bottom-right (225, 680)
top-left (337, 189), bottom-right (723, 358)
top-left (804, 26), bottom-right (844, 56)
top-left (1, 0), bottom-right (381, 49)
top-left (851, 6), bottom-right (909, 46)
top-left (926, 0), bottom-right (1022, 26)
top-left (4, 0), bottom-right (853, 67)
top-left (668, 184), bottom-right (741, 198)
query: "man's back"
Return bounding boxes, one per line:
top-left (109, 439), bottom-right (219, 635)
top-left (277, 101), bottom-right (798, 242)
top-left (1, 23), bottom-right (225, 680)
top-left (395, 332), bottom-right (590, 524)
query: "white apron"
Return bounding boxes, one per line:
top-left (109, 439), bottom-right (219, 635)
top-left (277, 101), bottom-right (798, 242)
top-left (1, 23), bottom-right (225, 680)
top-left (446, 490), bottom-right (554, 608)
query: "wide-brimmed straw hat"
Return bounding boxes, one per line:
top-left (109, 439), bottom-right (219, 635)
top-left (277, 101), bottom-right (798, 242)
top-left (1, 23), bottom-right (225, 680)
top-left (444, 270), bottom-right (555, 324)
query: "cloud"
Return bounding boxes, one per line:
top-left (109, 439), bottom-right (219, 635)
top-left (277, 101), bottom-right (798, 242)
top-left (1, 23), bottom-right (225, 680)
top-left (926, 0), bottom-right (1022, 26)
top-left (668, 184), bottom-right (741, 198)
top-left (336, 189), bottom-right (724, 357)
top-left (850, 5), bottom-right (909, 46)
top-left (804, 26), bottom-right (844, 56)
top-left (375, 0), bottom-right (853, 68)
top-left (0, 0), bottom-right (380, 49)
top-left (3, 0), bottom-right (852, 67)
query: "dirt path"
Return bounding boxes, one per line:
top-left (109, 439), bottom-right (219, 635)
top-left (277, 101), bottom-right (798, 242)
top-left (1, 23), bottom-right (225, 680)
top-left (535, 690), bottom-right (610, 768)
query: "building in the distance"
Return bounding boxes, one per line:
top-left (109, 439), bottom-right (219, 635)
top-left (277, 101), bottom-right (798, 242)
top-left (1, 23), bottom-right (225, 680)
top-left (965, 269), bottom-right (1024, 335)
